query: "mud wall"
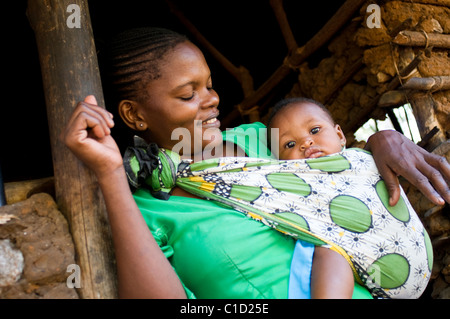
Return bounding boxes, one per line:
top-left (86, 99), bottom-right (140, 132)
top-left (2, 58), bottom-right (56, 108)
top-left (0, 191), bottom-right (78, 299)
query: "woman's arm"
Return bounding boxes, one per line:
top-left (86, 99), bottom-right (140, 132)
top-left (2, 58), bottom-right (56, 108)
top-left (97, 166), bottom-right (186, 298)
top-left (365, 130), bottom-right (450, 206)
top-left (64, 96), bottom-right (186, 298)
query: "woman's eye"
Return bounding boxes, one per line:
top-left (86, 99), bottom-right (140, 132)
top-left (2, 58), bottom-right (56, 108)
top-left (285, 141), bottom-right (296, 149)
top-left (207, 78), bottom-right (213, 90)
top-left (311, 127), bottom-right (320, 134)
top-left (180, 93), bottom-right (195, 101)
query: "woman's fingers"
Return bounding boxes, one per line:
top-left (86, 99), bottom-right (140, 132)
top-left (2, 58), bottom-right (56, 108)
top-left (389, 146), bottom-right (448, 206)
top-left (67, 101), bottom-right (113, 139)
top-left (62, 96), bottom-right (123, 176)
top-left (64, 96), bottom-right (116, 152)
top-left (367, 130), bottom-right (449, 206)
top-left (372, 156), bottom-right (401, 206)
top-left (415, 151), bottom-right (450, 204)
top-left (83, 95), bottom-right (114, 128)
top-left (66, 96), bottom-right (114, 131)
top-left (84, 94), bottom-right (97, 105)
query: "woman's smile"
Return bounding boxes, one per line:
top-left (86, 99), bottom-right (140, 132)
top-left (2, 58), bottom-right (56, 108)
top-left (202, 113), bottom-right (220, 128)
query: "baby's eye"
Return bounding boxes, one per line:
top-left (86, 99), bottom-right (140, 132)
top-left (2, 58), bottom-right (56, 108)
top-left (285, 141), bottom-right (296, 149)
top-left (310, 127), bottom-right (320, 134)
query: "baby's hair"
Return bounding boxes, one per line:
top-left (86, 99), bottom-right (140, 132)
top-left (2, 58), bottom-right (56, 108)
top-left (106, 27), bottom-right (188, 103)
top-left (267, 97), bottom-right (335, 128)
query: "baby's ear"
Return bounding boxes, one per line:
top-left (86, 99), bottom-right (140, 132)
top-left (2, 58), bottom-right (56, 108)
top-left (335, 124), bottom-right (346, 146)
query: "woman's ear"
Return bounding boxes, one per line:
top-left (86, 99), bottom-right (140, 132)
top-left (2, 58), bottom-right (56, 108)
top-left (118, 100), bottom-right (148, 131)
top-left (335, 124), bottom-right (347, 147)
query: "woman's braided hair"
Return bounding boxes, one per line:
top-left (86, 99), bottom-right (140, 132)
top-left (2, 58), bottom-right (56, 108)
top-left (101, 27), bottom-right (188, 152)
top-left (106, 27), bottom-right (188, 103)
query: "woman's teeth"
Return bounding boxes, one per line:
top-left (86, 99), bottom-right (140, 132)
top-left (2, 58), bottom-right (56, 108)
top-left (203, 118), bottom-right (217, 124)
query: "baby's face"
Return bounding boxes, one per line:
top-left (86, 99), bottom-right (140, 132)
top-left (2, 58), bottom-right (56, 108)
top-left (270, 102), bottom-right (346, 160)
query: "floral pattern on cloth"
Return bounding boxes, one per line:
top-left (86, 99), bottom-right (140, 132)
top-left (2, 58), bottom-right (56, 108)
top-left (124, 139), bottom-right (433, 299)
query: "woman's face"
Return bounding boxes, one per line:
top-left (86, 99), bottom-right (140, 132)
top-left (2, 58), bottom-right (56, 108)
top-left (136, 41), bottom-right (222, 158)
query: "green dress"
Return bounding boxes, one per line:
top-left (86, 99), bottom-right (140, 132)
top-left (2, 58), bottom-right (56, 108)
top-left (133, 122), bottom-right (372, 299)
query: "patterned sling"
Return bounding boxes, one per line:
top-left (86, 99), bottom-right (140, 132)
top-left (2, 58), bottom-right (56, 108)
top-left (123, 136), bottom-right (433, 299)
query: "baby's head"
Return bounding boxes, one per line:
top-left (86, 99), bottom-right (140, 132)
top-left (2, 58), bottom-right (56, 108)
top-left (268, 98), bottom-right (346, 160)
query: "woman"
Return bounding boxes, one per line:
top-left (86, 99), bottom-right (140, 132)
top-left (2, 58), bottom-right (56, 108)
top-left (64, 27), bottom-right (449, 298)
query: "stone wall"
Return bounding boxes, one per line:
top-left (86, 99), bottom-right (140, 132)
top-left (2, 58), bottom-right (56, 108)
top-left (0, 192), bottom-right (78, 299)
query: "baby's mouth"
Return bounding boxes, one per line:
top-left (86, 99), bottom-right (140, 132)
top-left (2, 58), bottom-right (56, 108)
top-left (305, 147), bottom-right (323, 159)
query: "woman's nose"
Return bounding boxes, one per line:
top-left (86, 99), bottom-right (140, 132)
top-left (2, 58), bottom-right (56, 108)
top-left (200, 88), bottom-right (219, 109)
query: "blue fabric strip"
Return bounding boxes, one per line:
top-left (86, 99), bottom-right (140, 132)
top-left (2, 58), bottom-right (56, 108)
top-left (288, 240), bottom-right (315, 299)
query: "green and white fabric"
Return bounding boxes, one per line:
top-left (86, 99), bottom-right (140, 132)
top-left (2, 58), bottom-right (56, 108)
top-left (124, 138), bottom-right (433, 298)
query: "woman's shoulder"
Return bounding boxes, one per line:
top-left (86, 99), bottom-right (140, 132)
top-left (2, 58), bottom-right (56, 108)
top-left (222, 122), bottom-right (273, 159)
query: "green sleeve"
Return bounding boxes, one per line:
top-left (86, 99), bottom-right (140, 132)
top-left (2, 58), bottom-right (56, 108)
top-left (149, 222), bottom-right (197, 299)
top-left (222, 122), bottom-right (274, 159)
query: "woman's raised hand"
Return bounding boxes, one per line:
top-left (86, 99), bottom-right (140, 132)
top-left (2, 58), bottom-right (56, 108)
top-left (366, 130), bottom-right (450, 207)
top-left (64, 95), bottom-right (123, 178)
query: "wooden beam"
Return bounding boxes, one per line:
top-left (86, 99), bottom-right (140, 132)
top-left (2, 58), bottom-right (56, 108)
top-left (401, 76), bottom-right (450, 91)
top-left (393, 30), bottom-right (450, 49)
top-left (242, 0), bottom-right (366, 108)
top-left (27, 0), bottom-right (117, 299)
top-left (344, 47), bottom-right (429, 133)
top-left (408, 92), bottom-right (447, 150)
top-left (323, 57), bottom-right (364, 105)
top-left (222, 0), bottom-right (366, 126)
top-left (378, 90), bottom-right (408, 108)
top-left (270, 0), bottom-right (298, 52)
top-left (166, 0), bottom-right (255, 97)
top-left (166, 0), bottom-right (260, 122)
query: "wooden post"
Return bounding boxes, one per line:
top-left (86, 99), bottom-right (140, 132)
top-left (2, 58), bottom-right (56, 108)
top-left (407, 92), bottom-right (446, 151)
top-left (393, 30), bottom-right (450, 49)
top-left (402, 76), bottom-right (450, 92)
top-left (222, 0), bottom-right (366, 126)
top-left (27, 0), bottom-right (117, 298)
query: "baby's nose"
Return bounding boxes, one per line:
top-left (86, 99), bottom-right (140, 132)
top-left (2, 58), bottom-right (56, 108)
top-left (300, 137), bottom-right (314, 150)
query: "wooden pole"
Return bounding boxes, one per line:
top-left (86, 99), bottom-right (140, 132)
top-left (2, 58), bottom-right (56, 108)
top-left (166, 0), bottom-right (259, 122)
top-left (401, 76), bottom-right (450, 92)
top-left (239, 0), bottom-right (366, 110)
top-left (270, 0), bottom-right (298, 52)
top-left (27, 0), bottom-right (117, 299)
top-left (222, 0), bottom-right (366, 126)
top-left (393, 30), bottom-right (450, 49)
top-left (407, 92), bottom-right (446, 150)
top-left (343, 48), bottom-right (429, 133)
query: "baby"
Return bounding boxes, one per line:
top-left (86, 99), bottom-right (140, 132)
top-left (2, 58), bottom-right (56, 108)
top-left (267, 97), bottom-right (432, 298)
